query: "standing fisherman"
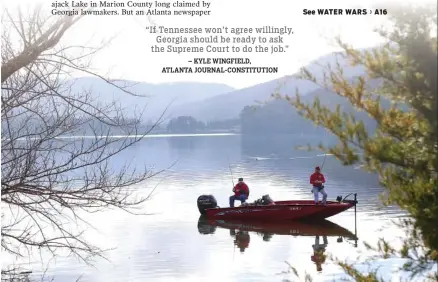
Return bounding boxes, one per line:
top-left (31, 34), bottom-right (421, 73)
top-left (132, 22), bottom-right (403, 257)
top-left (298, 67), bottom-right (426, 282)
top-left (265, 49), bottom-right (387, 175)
top-left (310, 166), bottom-right (327, 205)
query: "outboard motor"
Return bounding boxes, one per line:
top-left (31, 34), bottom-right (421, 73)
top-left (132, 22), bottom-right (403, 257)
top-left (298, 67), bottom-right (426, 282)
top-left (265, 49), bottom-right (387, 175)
top-left (197, 195), bottom-right (218, 215)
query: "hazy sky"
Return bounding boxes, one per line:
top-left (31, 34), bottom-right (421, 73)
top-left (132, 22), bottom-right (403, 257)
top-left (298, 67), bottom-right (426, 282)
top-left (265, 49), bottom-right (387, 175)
top-left (2, 0), bottom-right (431, 89)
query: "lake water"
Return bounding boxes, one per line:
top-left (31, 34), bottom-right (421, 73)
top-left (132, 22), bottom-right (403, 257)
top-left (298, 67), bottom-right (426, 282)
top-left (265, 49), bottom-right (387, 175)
top-left (13, 134), bottom-right (410, 282)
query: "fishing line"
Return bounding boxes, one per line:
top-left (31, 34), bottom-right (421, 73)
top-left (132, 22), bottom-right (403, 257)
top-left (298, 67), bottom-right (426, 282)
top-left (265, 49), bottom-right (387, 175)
top-left (320, 129), bottom-right (329, 171)
top-left (244, 154), bottom-right (333, 162)
top-left (233, 242), bottom-right (236, 261)
top-left (228, 158), bottom-right (238, 261)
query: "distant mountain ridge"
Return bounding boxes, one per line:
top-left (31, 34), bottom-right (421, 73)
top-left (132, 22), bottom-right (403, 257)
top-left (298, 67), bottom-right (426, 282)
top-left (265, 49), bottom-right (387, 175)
top-left (67, 48), bottom-right (373, 123)
top-left (68, 77), bottom-right (236, 120)
top-left (171, 50), bottom-right (369, 121)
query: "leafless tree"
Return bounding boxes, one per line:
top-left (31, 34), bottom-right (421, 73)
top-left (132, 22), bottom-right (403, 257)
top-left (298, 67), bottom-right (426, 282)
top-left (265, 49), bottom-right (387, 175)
top-left (1, 4), bottom-right (165, 273)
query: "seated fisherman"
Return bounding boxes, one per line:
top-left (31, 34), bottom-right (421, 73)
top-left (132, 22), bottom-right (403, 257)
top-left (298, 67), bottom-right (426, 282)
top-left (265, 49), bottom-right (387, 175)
top-left (229, 178), bottom-right (250, 207)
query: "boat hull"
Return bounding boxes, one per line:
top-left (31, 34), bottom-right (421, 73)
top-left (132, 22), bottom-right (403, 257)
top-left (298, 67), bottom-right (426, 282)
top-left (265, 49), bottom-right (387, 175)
top-left (199, 217), bottom-right (357, 238)
top-left (205, 200), bottom-right (355, 221)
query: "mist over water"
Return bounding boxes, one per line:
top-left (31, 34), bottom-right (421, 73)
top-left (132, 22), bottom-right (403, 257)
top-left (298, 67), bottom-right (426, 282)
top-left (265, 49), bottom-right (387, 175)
top-left (23, 134), bottom-right (409, 282)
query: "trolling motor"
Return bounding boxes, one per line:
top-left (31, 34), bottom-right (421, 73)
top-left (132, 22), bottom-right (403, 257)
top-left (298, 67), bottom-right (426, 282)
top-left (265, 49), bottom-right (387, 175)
top-left (333, 193), bottom-right (359, 247)
top-left (336, 193), bottom-right (358, 205)
top-left (335, 193), bottom-right (359, 248)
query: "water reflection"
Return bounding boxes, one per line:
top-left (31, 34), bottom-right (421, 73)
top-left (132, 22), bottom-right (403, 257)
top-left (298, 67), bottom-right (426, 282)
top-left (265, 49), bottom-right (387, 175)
top-left (18, 134), bottom-right (405, 282)
top-left (312, 235), bottom-right (331, 272)
top-left (197, 216), bottom-right (358, 272)
top-left (232, 229), bottom-right (251, 253)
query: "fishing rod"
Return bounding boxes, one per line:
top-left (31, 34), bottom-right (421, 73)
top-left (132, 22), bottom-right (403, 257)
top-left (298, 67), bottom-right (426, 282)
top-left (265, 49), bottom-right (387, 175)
top-left (229, 164), bottom-right (235, 187)
top-left (227, 157), bottom-right (235, 188)
top-left (321, 152), bottom-right (327, 170)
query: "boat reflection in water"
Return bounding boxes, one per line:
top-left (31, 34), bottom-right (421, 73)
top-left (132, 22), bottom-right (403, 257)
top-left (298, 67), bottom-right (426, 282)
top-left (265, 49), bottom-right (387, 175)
top-left (197, 216), bottom-right (358, 272)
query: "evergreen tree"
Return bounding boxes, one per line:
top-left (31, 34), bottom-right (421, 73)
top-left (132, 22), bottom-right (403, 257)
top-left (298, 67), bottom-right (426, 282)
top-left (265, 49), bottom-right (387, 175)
top-left (278, 5), bottom-right (437, 281)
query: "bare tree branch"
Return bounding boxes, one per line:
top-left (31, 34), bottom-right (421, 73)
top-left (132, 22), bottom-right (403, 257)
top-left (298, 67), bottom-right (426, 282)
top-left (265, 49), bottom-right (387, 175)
top-left (2, 5), bottom-right (84, 83)
top-left (1, 6), bottom-right (167, 273)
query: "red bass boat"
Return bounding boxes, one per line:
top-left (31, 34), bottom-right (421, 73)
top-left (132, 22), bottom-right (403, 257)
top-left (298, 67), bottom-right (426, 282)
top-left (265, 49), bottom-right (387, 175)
top-left (196, 193), bottom-right (357, 221)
